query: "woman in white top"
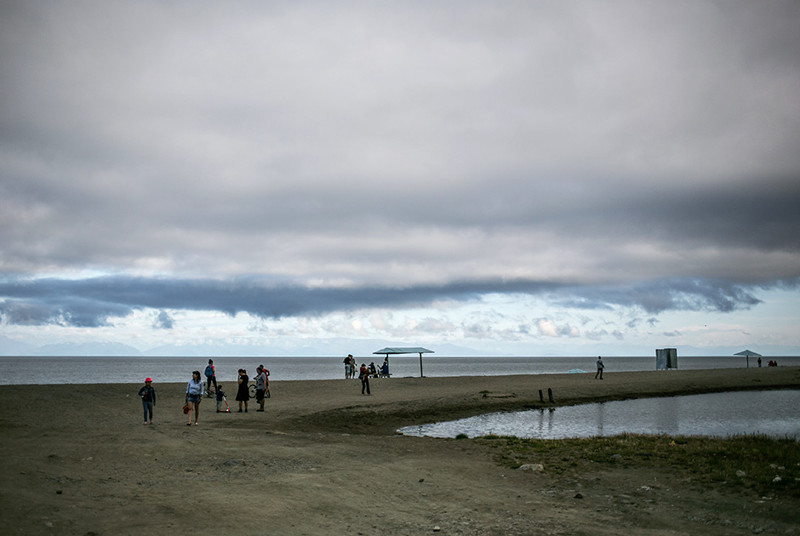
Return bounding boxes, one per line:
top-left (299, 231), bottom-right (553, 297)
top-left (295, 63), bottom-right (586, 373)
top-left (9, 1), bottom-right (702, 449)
top-left (186, 370), bottom-right (204, 425)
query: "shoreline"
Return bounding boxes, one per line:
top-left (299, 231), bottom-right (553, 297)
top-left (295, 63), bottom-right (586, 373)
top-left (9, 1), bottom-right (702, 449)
top-left (4, 353), bottom-right (799, 386)
top-left (2, 367), bottom-right (799, 535)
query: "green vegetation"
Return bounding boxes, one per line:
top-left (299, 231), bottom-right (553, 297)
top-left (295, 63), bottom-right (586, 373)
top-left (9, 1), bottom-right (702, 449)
top-left (476, 434), bottom-right (800, 497)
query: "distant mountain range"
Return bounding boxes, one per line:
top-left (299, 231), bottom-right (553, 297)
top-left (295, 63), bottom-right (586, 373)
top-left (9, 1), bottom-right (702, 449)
top-left (0, 336), bottom-right (499, 357)
top-left (2, 335), bottom-right (797, 357)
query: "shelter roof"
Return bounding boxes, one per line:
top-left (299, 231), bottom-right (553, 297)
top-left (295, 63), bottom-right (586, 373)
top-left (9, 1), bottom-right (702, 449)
top-left (373, 347), bottom-right (434, 355)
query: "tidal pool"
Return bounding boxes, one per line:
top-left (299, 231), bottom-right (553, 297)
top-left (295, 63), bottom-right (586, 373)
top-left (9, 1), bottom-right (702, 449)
top-left (398, 390), bottom-right (800, 440)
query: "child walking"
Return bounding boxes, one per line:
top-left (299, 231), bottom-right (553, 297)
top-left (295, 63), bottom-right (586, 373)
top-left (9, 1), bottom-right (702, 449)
top-left (138, 378), bottom-right (157, 425)
top-left (216, 384), bottom-right (230, 413)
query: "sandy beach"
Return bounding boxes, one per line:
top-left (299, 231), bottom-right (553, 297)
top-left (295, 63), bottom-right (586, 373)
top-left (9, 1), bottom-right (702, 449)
top-left (1, 367), bottom-right (799, 535)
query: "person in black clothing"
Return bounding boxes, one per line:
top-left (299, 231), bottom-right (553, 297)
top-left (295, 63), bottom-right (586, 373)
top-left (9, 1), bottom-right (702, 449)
top-left (138, 378), bottom-right (157, 425)
top-left (235, 369), bottom-right (250, 412)
top-left (595, 356), bottom-right (604, 380)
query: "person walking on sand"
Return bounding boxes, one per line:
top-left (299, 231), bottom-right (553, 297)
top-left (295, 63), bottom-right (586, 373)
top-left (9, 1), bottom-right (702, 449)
top-left (255, 365), bottom-right (268, 412)
top-left (359, 363), bottom-right (371, 395)
top-left (595, 356), bottom-right (604, 380)
top-left (186, 371), bottom-right (204, 425)
top-left (204, 359), bottom-right (217, 393)
top-left (236, 368), bottom-right (249, 412)
top-left (138, 377), bottom-right (156, 425)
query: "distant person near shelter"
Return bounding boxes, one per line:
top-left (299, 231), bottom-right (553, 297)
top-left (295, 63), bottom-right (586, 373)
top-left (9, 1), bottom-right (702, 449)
top-left (186, 371), bottom-right (204, 426)
top-left (204, 359), bottom-right (217, 393)
top-left (359, 363), bottom-right (371, 395)
top-left (236, 369), bottom-right (249, 412)
top-left (138, 377), bottom-right (156, 425)
top-left (595, 356), bottom-right (604, 380)
top-left (255, 365), bottom-right (268, 412)
top-left (757, 356), bottom-right (762, 367)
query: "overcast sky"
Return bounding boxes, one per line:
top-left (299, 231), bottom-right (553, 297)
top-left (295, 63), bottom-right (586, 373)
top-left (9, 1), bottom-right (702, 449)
top-left (1, 1), bottom-right (799, 356)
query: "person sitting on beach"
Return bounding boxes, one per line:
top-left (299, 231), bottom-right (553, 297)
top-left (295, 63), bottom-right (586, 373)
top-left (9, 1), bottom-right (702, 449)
top-left (380, 361), bottom-right (389, 377)
top-left (368, 362), bottom-right (377, 377)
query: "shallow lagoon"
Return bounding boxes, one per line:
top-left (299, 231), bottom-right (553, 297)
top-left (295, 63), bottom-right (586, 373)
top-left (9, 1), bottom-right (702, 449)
top-left (398, 390), bottom-right (800, 440)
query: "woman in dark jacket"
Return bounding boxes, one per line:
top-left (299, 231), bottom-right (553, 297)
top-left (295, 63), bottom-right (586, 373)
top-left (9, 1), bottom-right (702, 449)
top-left (235, 369), bottom-right (249, 412)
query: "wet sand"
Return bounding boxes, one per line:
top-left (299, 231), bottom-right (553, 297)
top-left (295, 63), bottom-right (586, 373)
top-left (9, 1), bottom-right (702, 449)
top-left (1, 367), bottom-right (798, 535)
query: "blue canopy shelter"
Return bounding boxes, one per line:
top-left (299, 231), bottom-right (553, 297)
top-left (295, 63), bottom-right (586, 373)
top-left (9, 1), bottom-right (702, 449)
top-left (373, 347), bottom-right (434, 378)
top-left (734, 349), bottom-right (761, 368)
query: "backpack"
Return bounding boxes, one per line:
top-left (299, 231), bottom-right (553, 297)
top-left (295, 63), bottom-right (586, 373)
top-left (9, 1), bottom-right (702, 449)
top-left (204, 365), bottom-right (214, 377)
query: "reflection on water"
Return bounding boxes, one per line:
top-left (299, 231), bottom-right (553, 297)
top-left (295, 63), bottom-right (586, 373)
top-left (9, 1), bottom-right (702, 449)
top-left (398, 390), bottom-right (800, 440)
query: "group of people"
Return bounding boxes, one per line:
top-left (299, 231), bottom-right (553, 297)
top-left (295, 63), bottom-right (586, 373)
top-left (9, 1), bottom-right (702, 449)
top-left (234, 365), bottom-right (270, 413)
top-left (343, 354), bottom-right (393, 395)
top-left (137, 359), bottom-right (271, 426)
top-left (343, 355), bottom-right (372, 394)
top-left (757, 357), bottom-right (779, 367)
top-left (343, 355), bottom-right (390, 381)
top-left (343, 354), bottom-right (357, 379)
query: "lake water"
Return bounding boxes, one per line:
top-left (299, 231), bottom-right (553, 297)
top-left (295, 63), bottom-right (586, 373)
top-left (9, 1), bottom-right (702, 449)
top-left (1, 354), bottom-right (798, 385)
top-left (398, 390), bottom-right (800, 440)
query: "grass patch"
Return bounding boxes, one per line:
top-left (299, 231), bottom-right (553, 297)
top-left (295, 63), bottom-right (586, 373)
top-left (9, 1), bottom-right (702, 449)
top-left (475, 434), bottom-right (800, 497)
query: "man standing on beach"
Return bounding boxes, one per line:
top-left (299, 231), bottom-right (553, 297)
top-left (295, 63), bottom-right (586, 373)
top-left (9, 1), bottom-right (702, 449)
top-left (255, 365), bottom-right (268, 412)
top-left (595, 356), bottom-right (604, 380)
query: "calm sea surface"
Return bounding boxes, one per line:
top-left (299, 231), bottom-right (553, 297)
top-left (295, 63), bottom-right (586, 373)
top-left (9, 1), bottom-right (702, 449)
top-left (398, 390), bottom-right (800, 440)
top-left (1, 354), bottom-right (798, 385)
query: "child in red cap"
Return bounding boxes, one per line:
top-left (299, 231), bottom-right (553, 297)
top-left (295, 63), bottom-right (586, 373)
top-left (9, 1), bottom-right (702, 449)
top-left (138, 378), bottom-right (157, 425)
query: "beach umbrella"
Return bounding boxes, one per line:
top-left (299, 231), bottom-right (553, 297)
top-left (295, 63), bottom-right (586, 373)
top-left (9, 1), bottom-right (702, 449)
top-left (734, 349), bottom-right (761, 368)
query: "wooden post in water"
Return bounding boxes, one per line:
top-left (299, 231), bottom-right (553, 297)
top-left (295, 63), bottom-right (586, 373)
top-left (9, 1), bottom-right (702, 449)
top-left (548, 388), bottom-right (554, 403)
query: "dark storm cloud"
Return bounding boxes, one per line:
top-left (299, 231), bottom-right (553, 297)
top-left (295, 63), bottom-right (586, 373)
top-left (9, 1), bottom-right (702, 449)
top-left (0, 275), bottom-right (788, 328)
top-left (550, 278), bottom-right (765, 314)
top-left (153, 310), bottom-right (174, 330)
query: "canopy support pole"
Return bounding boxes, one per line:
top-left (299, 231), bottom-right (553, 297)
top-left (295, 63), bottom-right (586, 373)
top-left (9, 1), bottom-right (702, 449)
top-left (419, 352), bottom-right (424, 378)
